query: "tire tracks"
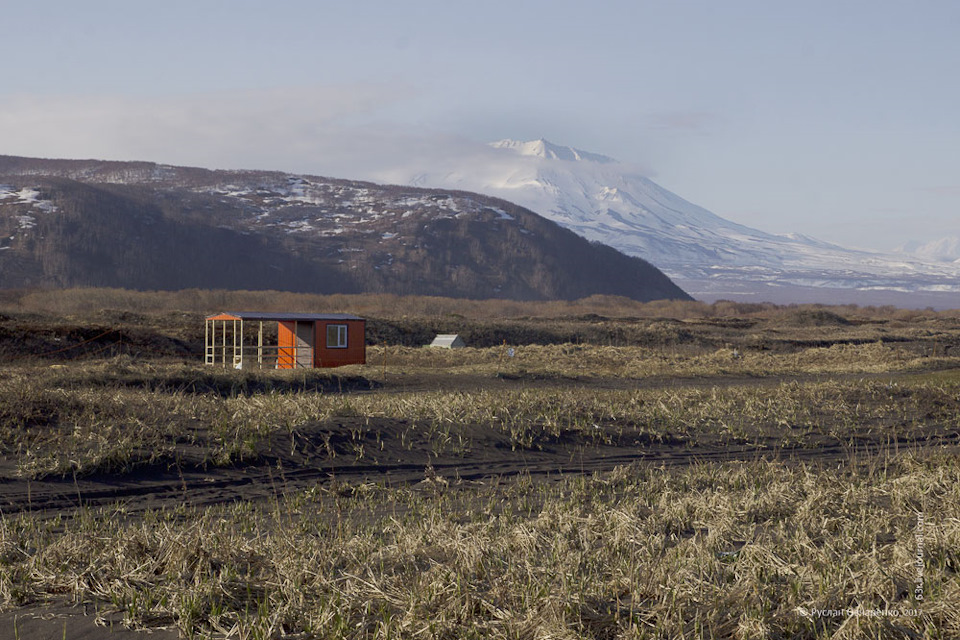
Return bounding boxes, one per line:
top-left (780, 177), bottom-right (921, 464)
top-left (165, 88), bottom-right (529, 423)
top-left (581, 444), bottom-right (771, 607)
top-left (5, 431), bottom-right (958, 517)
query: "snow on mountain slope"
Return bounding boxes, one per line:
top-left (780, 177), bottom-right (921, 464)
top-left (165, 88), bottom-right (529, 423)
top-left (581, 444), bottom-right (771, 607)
top-left (387, 139), bottom-right (960, 305)
top-left (898, 237), bottom-right (960, 263)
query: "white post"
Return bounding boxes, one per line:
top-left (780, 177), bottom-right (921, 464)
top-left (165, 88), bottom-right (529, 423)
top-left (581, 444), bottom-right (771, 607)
top-left (237, 319), bottom-right (244, 369)
top-left (258, 321), bottom-right (263, 369)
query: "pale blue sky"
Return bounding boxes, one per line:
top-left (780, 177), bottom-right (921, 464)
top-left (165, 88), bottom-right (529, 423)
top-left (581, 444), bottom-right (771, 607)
top-left (2, 0), bottom-right (959, 251)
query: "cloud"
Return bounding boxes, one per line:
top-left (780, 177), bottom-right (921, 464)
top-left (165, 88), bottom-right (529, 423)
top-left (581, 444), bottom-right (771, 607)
top-left (0, 85), bottom-right (421, 176)
top-left (0, 87), bottom-right (661, 185)
top-left (917, 185), bottom-right (960, 197)
top-left (644, 111), bottom-right (716, 135)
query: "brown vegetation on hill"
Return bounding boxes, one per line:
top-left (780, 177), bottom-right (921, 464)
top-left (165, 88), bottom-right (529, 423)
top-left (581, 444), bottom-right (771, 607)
top-left (0, 156), bottom-right (690, 302)
top-left (5, 286), bottom-right (957, 320)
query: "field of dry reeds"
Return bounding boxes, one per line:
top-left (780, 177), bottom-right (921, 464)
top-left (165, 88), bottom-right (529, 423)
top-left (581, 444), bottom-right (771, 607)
top-left (1, 289), bottom-right (959, 638)
top-left (5, 454), bottom-right (959, 639)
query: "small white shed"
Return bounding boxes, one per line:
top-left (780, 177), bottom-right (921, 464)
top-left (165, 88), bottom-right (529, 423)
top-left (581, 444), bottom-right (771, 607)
top-left (429, 334), bottom-right (466, 349)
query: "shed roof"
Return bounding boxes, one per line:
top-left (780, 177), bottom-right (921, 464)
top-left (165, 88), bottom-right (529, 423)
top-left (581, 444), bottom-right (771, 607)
top-left (206, 312), bottom-right (364, 322)
top-left (429, 334), bottom-right (466, 348)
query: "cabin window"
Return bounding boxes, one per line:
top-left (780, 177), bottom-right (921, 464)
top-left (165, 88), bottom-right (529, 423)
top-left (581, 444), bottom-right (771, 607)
top-left (327, 324), bottom-right (348, 348)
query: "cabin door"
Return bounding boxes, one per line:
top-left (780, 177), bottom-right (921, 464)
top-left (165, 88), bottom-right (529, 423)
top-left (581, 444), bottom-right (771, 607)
top-left (294, 322), bottom-right (314, 368)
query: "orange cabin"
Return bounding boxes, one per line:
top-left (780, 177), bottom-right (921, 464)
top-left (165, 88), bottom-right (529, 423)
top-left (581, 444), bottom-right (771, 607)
top-left (205, 312), bottom-right (366, 369)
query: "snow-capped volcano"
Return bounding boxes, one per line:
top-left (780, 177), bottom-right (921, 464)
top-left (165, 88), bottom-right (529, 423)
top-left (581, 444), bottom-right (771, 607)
top-left (489, 138), bottom-right (616, 164)
top-left (386, 139), bottom-right (960, 307)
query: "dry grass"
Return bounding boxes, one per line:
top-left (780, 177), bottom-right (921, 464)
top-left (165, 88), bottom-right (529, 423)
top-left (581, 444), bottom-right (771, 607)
top-left (0, 361), bottom-right (369, 478)
top-left (4, 357), bottom-right (959, 479)
top-left (367, 340), bottom-right (958, 379)
top-left (2, 298), bottom-right (959, 638)
top-left (2, 455), bottom-right (958, 638)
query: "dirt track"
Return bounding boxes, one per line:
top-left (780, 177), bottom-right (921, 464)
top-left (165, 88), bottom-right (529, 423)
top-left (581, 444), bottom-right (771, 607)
top-left (3, 304), bottom-right (958, 523)
top-left (4, 370), bottom-right (958, 518)
top-left (6, 437), bottom-right (958, 518)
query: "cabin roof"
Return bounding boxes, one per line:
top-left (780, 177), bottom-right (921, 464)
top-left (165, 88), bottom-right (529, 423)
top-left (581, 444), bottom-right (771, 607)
top-left (206, 312), bottom-right (364, 322)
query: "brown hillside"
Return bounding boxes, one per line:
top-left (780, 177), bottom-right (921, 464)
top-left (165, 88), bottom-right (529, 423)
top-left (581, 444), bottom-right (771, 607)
top-left (0, 155), bottom-right (690, 302)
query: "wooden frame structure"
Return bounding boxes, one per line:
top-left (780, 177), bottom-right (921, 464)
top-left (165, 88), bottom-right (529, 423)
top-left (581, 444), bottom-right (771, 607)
top-left (204, 312), bottom-right (366, 369)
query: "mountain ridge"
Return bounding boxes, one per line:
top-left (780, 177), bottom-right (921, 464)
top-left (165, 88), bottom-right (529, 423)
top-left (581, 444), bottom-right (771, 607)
top-left (0, 155), bottom-right (690, 302)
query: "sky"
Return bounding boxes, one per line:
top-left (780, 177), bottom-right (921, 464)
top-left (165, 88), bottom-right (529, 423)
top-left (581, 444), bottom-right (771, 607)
top-left (2, 0), bottom-right (959, 252)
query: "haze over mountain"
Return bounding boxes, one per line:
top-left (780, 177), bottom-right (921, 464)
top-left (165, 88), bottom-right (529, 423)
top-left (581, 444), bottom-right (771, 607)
top-left (0, 155), bottom-right (689, 303)
top-left (384, 139), bottom-right (960, 308)
top-left (897, 237), bottom-right (960, 264)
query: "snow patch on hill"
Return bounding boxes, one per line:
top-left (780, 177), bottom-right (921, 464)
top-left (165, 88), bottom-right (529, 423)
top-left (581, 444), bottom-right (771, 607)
top-left (0, 186), bottom-right (58, 213)
top-left (197, 175), bottom-right (531, 242)
top-left (0, 185), bottom-right (59, 232)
